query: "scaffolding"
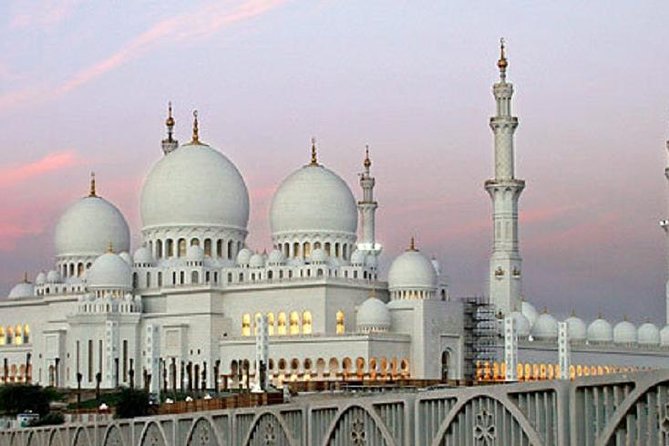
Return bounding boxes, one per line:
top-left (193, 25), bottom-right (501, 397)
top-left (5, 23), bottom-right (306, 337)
top-left (462, 297), bottom-right (497, 381)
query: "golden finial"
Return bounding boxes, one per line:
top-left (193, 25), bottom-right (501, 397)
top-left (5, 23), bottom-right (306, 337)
top-left (498, 37), bottom-right (508, 70)
top-left (89, 172), bottom-right (97, 197)
top-left (310, 137), bottom-right (318, 166)
top-left (107, 241), bottom-right (114, 253)
top-left (570, 309), bottom-right (576, 317)
top-left (364, 145), bottom-right (371, 169)
top-left (191, 110), bottom-right (200, 144)
top-left (166, 102), bottom-right (175, 128)
top-left (407, 236), bottom-right (416, 251)
top-left (23, 272), bottom-right (29, 283)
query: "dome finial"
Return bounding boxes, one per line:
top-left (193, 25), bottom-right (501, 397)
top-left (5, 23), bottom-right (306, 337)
top-left (191, 110), bottom-right (200, 144)
top-left (497, 37), bottom-right (508, 80)
top-left (408, 236), bottom-right (416, 251)
top-left (166, 102), bottom-right (175, 128)
top-left (107, 241), bottom-right (114, 253)
top-left (23, 272), bottom-right (29, 283)
top-left (364, 145), bottom-right (371, 169)
top-left (89, 172), bottom-right (97, 197)
top-left (310, 137), bottom-right (318, 166)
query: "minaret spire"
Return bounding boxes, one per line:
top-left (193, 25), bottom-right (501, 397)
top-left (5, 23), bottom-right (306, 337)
top-left (161, 102), bottom-right (179, 155)
top-left (357, 145), bottom-right (381, 257)
top-left (485, 39), bottom-right (525, 316)
top-left (661, 131), bottom-right (669, 323)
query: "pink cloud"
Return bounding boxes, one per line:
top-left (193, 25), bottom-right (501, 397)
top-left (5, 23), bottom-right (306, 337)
top-left (0, 150), bottom-right (80, 189)
top-left (9, 0), bottom-right (81, 30)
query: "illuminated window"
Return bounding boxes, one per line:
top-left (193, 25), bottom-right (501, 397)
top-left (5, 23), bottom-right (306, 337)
top-left (6, 327), bottom-right (14, 344)
top-left (0, 326), bottom-right (5, 345)
top-left (178, 238), bottom-right (187, 257)
top-left (267, 313), bottom-right (275, 335)
top-left (289, 311), bottom-right (300, 335)
top-left (303, 242), bottom-right (311, 258)
top-left (166, 239), bottom-right (174, 257)
top-left (293, 242), bottom-right (300, 258)
top-left (14, 324), bottom-right (23, 345)
top-left (336, 311), bottom-right (345, 334)
top-left (242, 314), bottom-right (251, 336)
top-left (23, 325), bottom-right (30, 344)
top-left (204, 239), bottom-right (212, 256)
top-left (277, 312), bottom-right (287, 335)
top-left (302, 311), bottom-right (312, 334)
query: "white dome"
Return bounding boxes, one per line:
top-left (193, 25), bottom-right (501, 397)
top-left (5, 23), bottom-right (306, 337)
top-left (388, 249), bottom-right (437, 292)
top-left (532, 312), bottom-right (558, 340)
top-left (35, 272), bottom-right (46, 286)
top-left (267, 249), bottom-right (285, 266)
top-left (186, 245), bottom-right (205, 262)
top-left (587, 318), bottom-right (613, 343)
top-left (8, 281), bottom-right (34, 300)
top-left (521, 301), bottom-right (538, 327)
top-left (638, 322), bottom-right (660, 346)
top-left (356, 296), bottom-right (391, 332)
top-left (350, 250), bottom-right (366, 266)
top-left (54, 195), bottom-right (130, 258)
top-left (660, 325), bottom-right (669, 346)
top-left (87, 253), bottom-right (132, 290)
top-left (613, 320), bottom-right (637, 345)
top-left (46, 270), bottom-right (61, 283)
top-left (249, 253), bottom-right (265, 268)
top-left (236, 248), bottom-right (252, 266)
top-left (508, 311), bottom-right (530, 337)
top-left (270, 164), bottom-right (357, 237)
top-left (565, 315), bottom-right (587, 342)
top-left (133, 247), bottom-right (154, 265)
top-left (310, 248), bottom-right (327, 264)
top-left (119, 252), bottom-right (132, 265)
top-left (140, 142), bottom-right (249, 231)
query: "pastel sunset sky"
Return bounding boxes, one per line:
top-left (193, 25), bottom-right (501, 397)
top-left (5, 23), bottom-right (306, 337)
top-left (1, 1), bottom-right (668, 324)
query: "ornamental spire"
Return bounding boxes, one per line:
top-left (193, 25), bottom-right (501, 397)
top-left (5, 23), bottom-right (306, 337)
top-left (89, 172), bottom-right (96, 197)
top-left (498, 37), bottom-right (508, 81)
top-left (363, 145), bottom-right (371, 170)
top-left (310, 137), bottom-right (318, 166)
top-left (165, 102), bottom-right (175, 140)
top-left (407, 236), bottom-right (417, 251)
top-left (191, 110), bottom-right (200, 144)
top-left (107, 241), bottom-right (114, 253)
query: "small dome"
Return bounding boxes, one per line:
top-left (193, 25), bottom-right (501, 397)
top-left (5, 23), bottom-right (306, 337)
top-left (531, 312), bottom-right (558, 340)
top-left (236, 248), bottom-right (252, 266)
top-left (638, 322), bottom-right (660, 346)
top-left (186, 245), bottom-right (205, 262)
top-left (587, 318), bottom-right (613, 343)
top-left (660, 325), bottom-right (669, 346)
top-left (54, 194), bottom-right (130, 258)
top-left (365, 254), bottom-right (378, 269)
top-left (46, 270), bottom-right (61, 283)
top-left (133, 247), bottom-right (154, 265)
top-left (565, 315), bottom-right (587, 342)
top-left (119, 251), bottom-right (132, 265)
top-left (140, 143), bottom-right (249, 231)
top-left (87, 253), bottom-right (132, 290)
top-left (267, 249), bottom-right (285, 266)
top-left (249, 252), bottom-right (265, 268)
top-left (310, 248), bottom-right (327, 264)
top-left (270, 164), bottom-right (357, 239)
top-left (387, 249), bottom-right (437, 292)
top-left (350, 250), bottom-right (366, 266)
top-left (508, 311), bottom-right (530, 337)
top-left (613, 320), bottom-right (637, 345)
top-left (356, 296), bottom-right (391, 333)
top-left (521, 301), bottom-right (538, 327)
top-left (8, 281), bottom-right (34, 300)
top-left (35, 272), bottom-right (46, 286)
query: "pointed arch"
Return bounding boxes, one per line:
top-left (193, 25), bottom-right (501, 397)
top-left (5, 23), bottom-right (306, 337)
top-left (72, 427), bottom-right (93, 446)
top-left (48, 428), bottom-right (66, 446)
top-left (321, 404), bottom-right (396, 446)
top-left (139, 422), bottom-right (167, 446)
top-left (185, 416), bottom-right (224, 446)
top-left (242, 412), bottom-right (296, 446)
top-left (102, 424), bottom-right (126, 446)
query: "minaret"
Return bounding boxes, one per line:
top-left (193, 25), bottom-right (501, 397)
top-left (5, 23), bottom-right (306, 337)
top-left (661, 136), bottom-right (669, 323)
top-left (357, 146), bottom-right (381, 256)
top-left (485, 39), bottom-right (525, 316)
top-left (161, 102), bottom-right (178, 155)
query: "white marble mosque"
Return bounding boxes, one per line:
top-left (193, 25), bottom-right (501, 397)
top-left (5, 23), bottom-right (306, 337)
top-left (1, 43), bottom-right (669, 392)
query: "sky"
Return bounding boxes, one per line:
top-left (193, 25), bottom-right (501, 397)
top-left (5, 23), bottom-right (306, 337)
top-left (1, 0), bottom-right (668, 324)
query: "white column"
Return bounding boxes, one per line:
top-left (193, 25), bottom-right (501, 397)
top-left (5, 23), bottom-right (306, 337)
top-left (663, 140), bottom-right (669, 324)
top-left (504, 316), bottom-right (517, 381)
top-left (558, 322), bottom-right (570, 380)
top-left (252, 314), bottom-right (269, 392)
top-left (104, 321), bottom-right (119, 388)
top-left (145, 324), bottom-right (161, 397)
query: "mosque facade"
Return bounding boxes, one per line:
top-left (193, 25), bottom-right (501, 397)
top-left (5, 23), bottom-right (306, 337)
top-left (1, 44), bottom-right (668, 391)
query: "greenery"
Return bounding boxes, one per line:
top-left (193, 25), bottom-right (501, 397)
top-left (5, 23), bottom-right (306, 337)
top-left (0, 384), bottom-right (57, 417)
top-left (31, 412), bottom-right (65, 426)
top-left (114, 387), bottom-right (151, 419)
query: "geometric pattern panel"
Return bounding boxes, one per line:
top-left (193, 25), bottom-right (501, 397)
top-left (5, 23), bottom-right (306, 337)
top-left (245, 413), bottom-right (291, 446)
top-left (140, 423), bottom-right (167, 446)
top-left (439, 397), bottom-right (532, 446)
top-left (325, 406), bottom-right (389, 446)
top-left (187, 418), bottom-right (220, 446)
top-left (599, 382), bottom-right (669, 446)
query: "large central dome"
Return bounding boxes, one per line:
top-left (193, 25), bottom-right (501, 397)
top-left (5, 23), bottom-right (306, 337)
top-left (140, 141), bottom-right (249, 231)
top-left (270, 164), bottom-right (357, 236)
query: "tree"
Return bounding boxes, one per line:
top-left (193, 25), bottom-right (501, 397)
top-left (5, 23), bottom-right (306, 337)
top-left (0, 385), bottom-right (53, 417)
top-left (115, 387), bottom-right (151, 419)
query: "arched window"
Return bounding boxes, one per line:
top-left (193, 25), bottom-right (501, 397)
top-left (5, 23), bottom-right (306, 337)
top-left (277, 312), bottom-right (287, 335)
top-left (14, 324), bottom-right (23, 345)
top-left (314, 242), bottom-right (321, 250)
top-left (179, 271), bottom-right (185, 284)
top-left (205, 271), bottom-right (210, 283)
top-left (77, 263), bottom-right (84, 277)
top-left (0, 327), bottom-right (5, 345)
top-left (157, 272), bottom-right (163, 287)
top-left (278, 358), bottom-right (287, 371)
top-left (166, 239), bottom-right (174, 257)
top-left (177, 239), bottom-right (187, 257)
top-left (283, 243), bottom-right (289, 258)
top-left (324, 242), bottom-right (331, 256)
top-left (227, 240), bottom-right (234, 260)
top-left (156, 240), bottom-right (163, 258)
top-left (133, 273), bottom-right (138, 289)
top-left (146, 272), bottom-right (151, 288)
top-left (268, 270), bottom-right (273, 280)
top-left (293, 242), bottom-right (300, 258)
top-left (336, 311), bottom-right (345, 334)
top-left (190, 238), bottom-right (199, 247)
top-left (343, 244), bottom-right (348, 260)
top-left (191, 271), bottom-right (199, 284)
top-left (303, 242), bottom-right (311, 258)
top-left (217, 240), bottom-right (223, 258)
top-left (242, 314), bottom-right (251, 336)
top-left (204, 239), bottom-right (212, 257)
top-left (267, 313), bottom-right (275, 336)
top-left (302, 311), bottom-right (312, 334)
top-left (289, 311), bottom-right (300, 335)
